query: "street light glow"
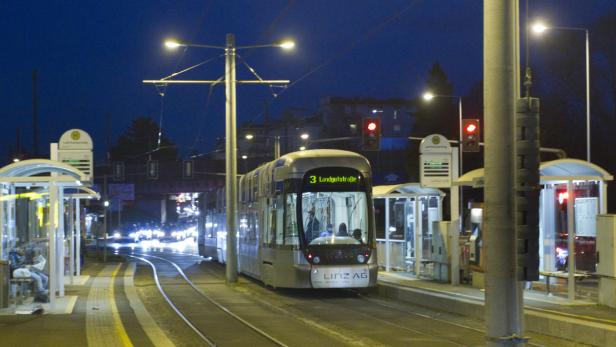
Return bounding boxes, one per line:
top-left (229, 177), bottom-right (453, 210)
top-left (164, 40), bottom-right (182, 49)
top-left (299, 146), bottom-right (306, 151)
top-left (241, 155), bottom-right (248, 159)
top-left (422, 92), bottom-right (435, 101)
top-left (104, 200), bottom-right (110, 207)
top-left (531, 22), bottom-right (548, 34)
top-left (300, 133), bottom-right (309, 140)
top-left (245, 134), bottom-right (254, 140)
top-left (278, 40), bottom-right (295, 50)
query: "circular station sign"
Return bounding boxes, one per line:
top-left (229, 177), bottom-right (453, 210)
top-left (58, 129), bottom-right (93, 150)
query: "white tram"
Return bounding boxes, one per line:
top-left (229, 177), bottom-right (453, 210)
top-left (200, 149), bottom-right (378, 288)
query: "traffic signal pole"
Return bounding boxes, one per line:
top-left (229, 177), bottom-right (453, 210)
top-left (484, 0), bottom-right (524, 345)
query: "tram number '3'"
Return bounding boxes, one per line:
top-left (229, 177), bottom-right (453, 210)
top-left (309, 175), bottom-right (317, 184)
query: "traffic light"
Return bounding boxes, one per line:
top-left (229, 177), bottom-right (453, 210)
top-left (461, 119), bottom-right (480, 152)
top-left (362, 117), bottom-right (380, 151)
top-left (183, 160), bottom-right (194, 179)
top-left (112, 161), bottom-right (124, 181)
top-left (146, 160), bottom-right (159, 180)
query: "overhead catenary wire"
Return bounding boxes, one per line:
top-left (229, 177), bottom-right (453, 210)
top-left (245, 0), bottom-right (421, 125)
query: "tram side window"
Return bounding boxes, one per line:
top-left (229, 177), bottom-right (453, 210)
top-left (285, 193), bottom-right (299, 245)
top-left (276, 206), bottom-right (284, 245)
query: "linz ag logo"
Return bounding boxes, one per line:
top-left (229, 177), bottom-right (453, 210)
top-left (323, 270), bottom-right (368, 281)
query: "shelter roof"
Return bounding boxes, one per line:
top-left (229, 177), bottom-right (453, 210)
top-left (455, 159), bottom-right (612, 187)
top-left (373, 183), bottom-right (445, 197)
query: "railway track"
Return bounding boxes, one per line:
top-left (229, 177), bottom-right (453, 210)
top-left (129, 253), bottom-right (287, 347)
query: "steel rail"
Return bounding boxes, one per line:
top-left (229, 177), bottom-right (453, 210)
top-left (133, 253), bottom-right (288, 347)
top-left (128, 255), bottom-right (216, 346)
top-left (354, 293), bottom-right (544, 347)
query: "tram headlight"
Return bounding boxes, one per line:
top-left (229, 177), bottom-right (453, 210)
top-left (357, 254), bottom-right (365, 263)
top-left (313, 256), bottom-right (320, 264)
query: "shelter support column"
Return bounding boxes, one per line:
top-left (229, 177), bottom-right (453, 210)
top-left (567, 179), bottom-right (576, 300)
top-left (385, 198), bottom-right (390, 272)
top-left (48, 183), bottom-right (58, 308)
top-left (68, 199), bottom-right (75, 285)
top-left (76, 199), bottom-right (81, 276)
top-left (450, 148), bottom-right (460, 285)
top-left (414, 197), bottom-right (422, 276)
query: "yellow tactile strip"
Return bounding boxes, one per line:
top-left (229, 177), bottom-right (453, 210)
top-left (86, 264), bottom-right (134, 347)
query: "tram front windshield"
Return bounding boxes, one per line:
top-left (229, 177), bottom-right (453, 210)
top-left (299, 167), bottom-right (369, 246)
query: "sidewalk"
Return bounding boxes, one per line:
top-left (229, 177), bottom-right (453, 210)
top-left (377, 271), bottom-right (616, 346)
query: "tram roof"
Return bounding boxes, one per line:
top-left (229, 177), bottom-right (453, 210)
top-left (455, 158), bottom-right (613, 187)
top-left (372, 183), bottom-right (445, 197)
top-left (272, 149), bottom-right (371, 178)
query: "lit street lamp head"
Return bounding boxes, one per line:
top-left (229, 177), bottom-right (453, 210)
top-left (245, 134), bottom-right (254, 140)
top-left (164, 40), bottom-right (182, 49)
top-left (531, 22), bottom-right (549, 34)
top-left (278, 39), bottom-right (296, 50)
top-left (422, 91), bottom-right (435, 101)
top-left (300, 133), bottom-right (309, 140)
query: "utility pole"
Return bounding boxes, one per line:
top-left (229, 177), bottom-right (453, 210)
top-left (484, 0), bottom-right (524, 345)
top-left (32, 70), bottom-right (39, 156)
top-left (225, 33), bottom-right (239, 282)
top-left (143, 34), bottom-right (291, 283)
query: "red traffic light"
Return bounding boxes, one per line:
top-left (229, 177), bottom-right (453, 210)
top-left (362, 117), bottom-right (380, 151)
top-left (465, 123), bottom-right (477, 134)
top-left (461, 119), bottom-right (480, 152)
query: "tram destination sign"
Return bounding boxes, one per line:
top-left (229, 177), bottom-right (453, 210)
top-left (303, 167), bottom-right (364, 191)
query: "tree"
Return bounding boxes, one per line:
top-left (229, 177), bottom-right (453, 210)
top-left (412, 62), bottom-right (457, 139)
top-left (110, 117), bottom-right (178, 162)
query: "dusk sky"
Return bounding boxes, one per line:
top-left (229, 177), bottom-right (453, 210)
top-left (2, 1), bottom-right (614, 162)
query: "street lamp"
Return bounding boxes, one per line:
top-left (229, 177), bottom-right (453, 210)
top-left (531, 21), bottom-right (591, 162)
top-left (157, 35), bottom-right (293, 283)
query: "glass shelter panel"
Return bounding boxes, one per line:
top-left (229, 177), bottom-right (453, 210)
top-left (541, 182), bottom-right (600, 273)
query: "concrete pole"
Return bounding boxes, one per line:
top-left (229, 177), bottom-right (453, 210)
top-left (484, 0), bottom-right (524, 345)
top-left (225, 33), bottom-right (238, 283)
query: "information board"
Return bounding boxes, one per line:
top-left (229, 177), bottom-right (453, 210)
top-left (574, 197), bottom-right (598, 237)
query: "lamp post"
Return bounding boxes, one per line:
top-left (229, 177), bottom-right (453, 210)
top-left (532, 22), bottom-right (591, 162)
top-left (149, 35), bottom-right (293, 283)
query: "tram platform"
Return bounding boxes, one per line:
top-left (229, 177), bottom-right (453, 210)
top-left (377, 271), bottom-right (616, 346)
top-left (0, 259), bottom-right (169, 347)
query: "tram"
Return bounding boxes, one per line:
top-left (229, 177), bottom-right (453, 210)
top-left (199, 149), bottom-right (378, 288)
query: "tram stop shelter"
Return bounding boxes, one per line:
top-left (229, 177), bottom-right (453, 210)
top-left (372, 183), bottom-right (445, 276)
top-left (0, 159), bottom-right (97, 313)
top-left (455, 158), bottom-right (612, 299)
